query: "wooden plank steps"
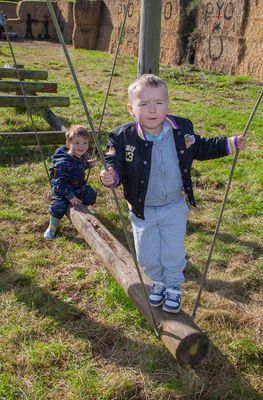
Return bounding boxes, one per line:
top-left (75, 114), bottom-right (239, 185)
top-left (0, 65), bottom-right (70, 145)
top-left (0, 130), bottom-right (66, 145)
top-left (0, 95), bottom-right (70, 108)
top-left (67, 204), bottom-right (210, 366)
top-left (0, 67), bottom-right (48, 80)
top-left (0, 80), bottom-right (58, 93)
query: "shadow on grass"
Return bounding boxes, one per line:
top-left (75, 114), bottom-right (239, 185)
top-left (0, 267), bottom-right (148, 361)
top-left (92, 216), bottom-right (262, 305)
top-left (184, 260), bottom-right (261, 305)
top-left (0, 142), bottom-right (58, 166)
top-left (0, 264), bottom-right (261, 399)
top-left (193, 343), bottom-right (262, 400)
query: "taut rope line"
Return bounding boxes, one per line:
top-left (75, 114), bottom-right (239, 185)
top-left (0, 12), bottom-right (51, 184)
top-left (97, 0), bottom-right (132, 138)
top-left (87, 0), bottom-right (132, 181)
top-left (191, 87), bottom-right (263, 320)
top-left (46, 0), bottom-right (161, 338)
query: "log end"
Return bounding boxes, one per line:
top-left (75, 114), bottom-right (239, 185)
top-left (176, 332), bottom-right (209, 366)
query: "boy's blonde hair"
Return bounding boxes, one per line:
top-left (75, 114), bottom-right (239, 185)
top-left (65, 125), bottom-right (89, 142)
top-left (128, 74), bottom-right (168, 102)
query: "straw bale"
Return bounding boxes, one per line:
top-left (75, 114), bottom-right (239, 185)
top-left (56, 0), bottom-right (74, 44)
top-left (96, 0), bottom-right (141, 56)
top-left (194, 0), bottom-right (263, 80)
top-left (5, 0), bottom-right (73, 43)
top-left (0, 1), bottom-right (18, 19)
top-left (73, 0), bottom-right (102, 49)
top-left (7, 1), bottom-right (57, 40)
top-left (236, 0), bottom-right (263, 81)
top-left (160, 0), bottom-right (189, 65)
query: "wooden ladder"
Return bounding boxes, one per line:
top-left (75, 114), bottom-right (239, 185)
top-left (0, 66), bottom-right (70, 145)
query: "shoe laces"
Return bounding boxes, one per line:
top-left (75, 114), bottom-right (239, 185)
top-left (152, 282), bottom-right (165, 294)
top-left (166, 287), bottom-right (181, 301)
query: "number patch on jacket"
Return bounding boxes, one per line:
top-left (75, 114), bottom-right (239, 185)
top-left (125, 145), bottom-right (135, 162)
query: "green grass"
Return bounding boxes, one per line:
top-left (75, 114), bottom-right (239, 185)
top-left (0, 43), bottom-right (263, 399)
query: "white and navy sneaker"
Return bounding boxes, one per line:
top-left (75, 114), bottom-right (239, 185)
top-left (162, 287), bottom-right (182, 313)
top-left (149, 282), bottom-right (166, 307)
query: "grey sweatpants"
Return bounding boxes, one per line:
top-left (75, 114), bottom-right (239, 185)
top-left (129, 198), bottom-right (188, 288)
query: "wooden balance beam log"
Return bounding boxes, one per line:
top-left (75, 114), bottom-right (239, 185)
top-left (67, 204), bottom-right (209, 366)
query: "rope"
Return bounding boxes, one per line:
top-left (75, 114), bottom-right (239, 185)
top-left (46, 0), bottom-right (161, 338)
top-left (191, 87), bottom-right (263, 320)
top-left (86, 0), bottom-right (132, 181)
top-left (0, 12), bottom-right (51, 185)
top-left (97, 0), bottom-right (131, 140)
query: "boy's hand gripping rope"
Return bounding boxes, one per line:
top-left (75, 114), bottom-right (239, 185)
top-left (191, 87), bottom-right (263, 320)
top-left (46, 0), bottom-right (161, 338)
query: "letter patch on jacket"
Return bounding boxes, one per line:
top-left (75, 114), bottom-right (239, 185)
top-left (125, 144), bottom-right (135, 162)
top-left (184, 134), bottom-right (195, 148)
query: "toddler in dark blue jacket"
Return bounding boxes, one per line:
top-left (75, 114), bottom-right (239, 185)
top-left (44, 125), bottom-right (97, 239)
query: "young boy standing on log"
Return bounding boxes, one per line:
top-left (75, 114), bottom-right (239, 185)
top-left (100, 74), bottom-right (246, 313)
top-left (44, 125), bottom-right (97, 239)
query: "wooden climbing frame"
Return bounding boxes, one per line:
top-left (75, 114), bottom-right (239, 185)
top-left (0, 65), bottom-right (70, 145)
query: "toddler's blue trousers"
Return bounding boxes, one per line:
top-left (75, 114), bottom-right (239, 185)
top-left (49, 184), bottom-right (97, 219)
top-left (129, 198), bottom-right (188, 288)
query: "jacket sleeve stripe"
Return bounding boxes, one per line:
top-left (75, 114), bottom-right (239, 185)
top-left (226, 136), bottom-right (237, 155)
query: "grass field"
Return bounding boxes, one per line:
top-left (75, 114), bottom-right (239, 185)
top-left (0, 42), bottom-right (262, 400)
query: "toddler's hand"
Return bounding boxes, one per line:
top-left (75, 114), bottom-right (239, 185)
top-left (236, 135), bottom-right (246, 150)
top-left (100, 167), bottom-right (116, 187)
top-left (69, 196), bottom-right (82, 206)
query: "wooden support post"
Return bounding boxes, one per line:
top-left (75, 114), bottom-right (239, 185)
top-left (0, 96), bottom-right (70, 108)
top-left (44, 109), bottom-right (67, 132)
top-left (67, 205), bottom-right (209, 366)
top-left (0, 80), bottom-right (58, 93)
top-left (0, 68), bottom-right (48, 80)
top-left (138, 0), bottom-right (162, 76)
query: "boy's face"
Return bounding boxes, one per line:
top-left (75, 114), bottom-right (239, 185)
top-left (127, 85), bottom-right (169, 134)
top-left (67, 135), bottom-right (88, 158)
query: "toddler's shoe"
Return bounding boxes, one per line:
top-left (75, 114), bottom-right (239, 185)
top-left (149, 281), bottom-right (166, 307)
top-left (44, 216), bottom-right (60, 240)
top-left (162, 287), bottom-right (182, 313)
top-left (44, 227), bottom-right (57, 240)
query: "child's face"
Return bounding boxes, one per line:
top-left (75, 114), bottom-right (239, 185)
top-left (127, 85), bottom-right (169, 134)
top-left (67, 135), bottom-right (88, 158)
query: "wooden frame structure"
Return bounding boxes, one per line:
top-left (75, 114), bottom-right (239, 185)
top-left (0, 66), bottom-right (69, 145)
